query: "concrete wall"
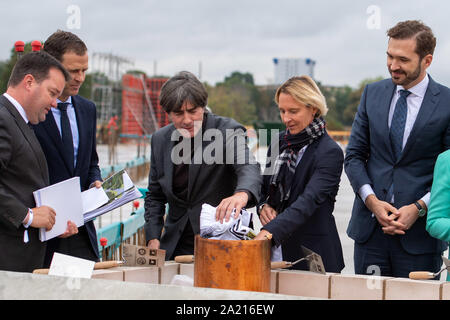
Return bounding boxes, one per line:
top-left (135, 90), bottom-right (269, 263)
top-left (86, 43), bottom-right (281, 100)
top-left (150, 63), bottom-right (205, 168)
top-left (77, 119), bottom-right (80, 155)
top-left (0, 268), bottom-right (306, 300)
top-left (2, 262), bottom-right (448, 300)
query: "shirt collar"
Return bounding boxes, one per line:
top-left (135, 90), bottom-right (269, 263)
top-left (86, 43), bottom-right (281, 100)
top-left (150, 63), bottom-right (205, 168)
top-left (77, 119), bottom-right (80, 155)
top-left (3, 93), bottom-right (29, 124)
top-left (397, 73), bottom-right (429, 98)
top-left (57, 96), bottom-right (72, 105)
top-left (53, 96), bottom-right (73, 114)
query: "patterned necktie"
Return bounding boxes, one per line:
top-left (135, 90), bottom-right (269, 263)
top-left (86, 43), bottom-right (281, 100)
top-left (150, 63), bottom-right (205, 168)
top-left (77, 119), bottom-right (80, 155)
top-left (389, 89), bottom-right (411, 161)
top-left (58, 102), bottom-right (74, 169)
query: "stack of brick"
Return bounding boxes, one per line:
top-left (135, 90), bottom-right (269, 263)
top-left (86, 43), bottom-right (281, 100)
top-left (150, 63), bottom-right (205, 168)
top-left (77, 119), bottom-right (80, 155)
top-left (90, 262), bottom-right (450, 300)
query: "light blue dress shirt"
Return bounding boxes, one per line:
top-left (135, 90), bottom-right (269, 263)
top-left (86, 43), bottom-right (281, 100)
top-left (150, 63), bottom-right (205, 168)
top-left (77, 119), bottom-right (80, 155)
top-left (52, 96), bottom-right (79, 168)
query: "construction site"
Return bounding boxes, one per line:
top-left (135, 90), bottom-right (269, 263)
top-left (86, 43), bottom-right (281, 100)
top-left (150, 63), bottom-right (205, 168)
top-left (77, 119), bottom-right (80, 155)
top-left (87, 52), bottom-right (170, 163)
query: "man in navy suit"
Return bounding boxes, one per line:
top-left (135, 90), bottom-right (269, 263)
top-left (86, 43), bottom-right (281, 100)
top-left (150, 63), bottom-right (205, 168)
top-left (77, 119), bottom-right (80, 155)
top-left (345, 20), bottom-right (450, 278)
top-left (33, 31), bottom-right (102, 267)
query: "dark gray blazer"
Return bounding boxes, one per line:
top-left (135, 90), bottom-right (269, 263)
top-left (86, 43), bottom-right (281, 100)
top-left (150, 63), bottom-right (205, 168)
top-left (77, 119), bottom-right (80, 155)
top-left (0, 95), bottom-right (49, 272)
top-left (33, 95), bottom-right (102, 265)
top-left (345, 76), bottom-right (450, 255)
top-left (144, 112), bottom-right (261, 259)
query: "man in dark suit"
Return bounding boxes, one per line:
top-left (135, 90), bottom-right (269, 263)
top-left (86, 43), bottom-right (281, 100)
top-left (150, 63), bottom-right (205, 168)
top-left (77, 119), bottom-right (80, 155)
top-left (144, 71), bottom-right (261, 260)
top-left (0, 51), bottom-right (70, 272)
top-left (33, 31), bottom-right (102, 267)
top-left (345, 20), bottom-right (450, 278)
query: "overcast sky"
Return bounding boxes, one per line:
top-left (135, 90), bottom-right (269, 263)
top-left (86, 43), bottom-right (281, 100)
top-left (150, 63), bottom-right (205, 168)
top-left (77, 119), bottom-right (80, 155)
top-left (1, 0), bottom-right (449, 88)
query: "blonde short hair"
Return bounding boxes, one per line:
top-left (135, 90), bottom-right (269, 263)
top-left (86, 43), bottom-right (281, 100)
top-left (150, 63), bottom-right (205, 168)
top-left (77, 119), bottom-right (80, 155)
top-left (275, 75), bottom-right (328, 117)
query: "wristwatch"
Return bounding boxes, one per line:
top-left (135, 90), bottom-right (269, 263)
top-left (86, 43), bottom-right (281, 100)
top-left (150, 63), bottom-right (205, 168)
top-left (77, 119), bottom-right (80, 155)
top-left (414, 201), bottom-right (427, 217)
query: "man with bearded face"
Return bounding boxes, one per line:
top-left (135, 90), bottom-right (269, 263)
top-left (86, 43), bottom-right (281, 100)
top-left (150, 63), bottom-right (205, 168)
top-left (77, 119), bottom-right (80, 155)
top-left (345, 20), bottom-right (450, 278)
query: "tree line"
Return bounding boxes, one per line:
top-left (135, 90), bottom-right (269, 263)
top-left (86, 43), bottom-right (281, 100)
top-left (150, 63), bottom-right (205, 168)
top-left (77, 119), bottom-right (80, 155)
top-left (205, 71), bottom-right (382, 130)
top-left (0, 43), bottom-right (381, 130)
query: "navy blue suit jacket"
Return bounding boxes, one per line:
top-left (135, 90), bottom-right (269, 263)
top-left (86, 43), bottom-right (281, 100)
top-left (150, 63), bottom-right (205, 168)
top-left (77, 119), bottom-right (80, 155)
top-left (345, 76), bottom-right (450, 255)
top-left (260, 132), bottom-right (345, 273)
top-left (33, 95), bottom-right (102, 261)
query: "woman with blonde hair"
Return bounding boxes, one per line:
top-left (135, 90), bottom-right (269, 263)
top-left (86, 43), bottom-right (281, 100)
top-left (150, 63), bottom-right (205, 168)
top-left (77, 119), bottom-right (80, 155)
top-left (254, 75), bottom-right (345, 273)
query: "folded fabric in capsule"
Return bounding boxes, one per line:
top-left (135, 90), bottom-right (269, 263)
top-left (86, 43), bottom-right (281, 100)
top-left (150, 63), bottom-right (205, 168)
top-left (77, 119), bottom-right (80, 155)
top-left (200, 203), bottom-right (254, 240)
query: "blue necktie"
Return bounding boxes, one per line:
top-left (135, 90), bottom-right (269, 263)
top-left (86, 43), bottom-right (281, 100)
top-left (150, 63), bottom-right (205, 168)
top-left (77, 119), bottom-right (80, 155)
top-left (58, 102), bottom-right (74, 170)
top-left (386, 89), bottom-right (411, 203)
top-left (389, 90), bottom-right (411, 161)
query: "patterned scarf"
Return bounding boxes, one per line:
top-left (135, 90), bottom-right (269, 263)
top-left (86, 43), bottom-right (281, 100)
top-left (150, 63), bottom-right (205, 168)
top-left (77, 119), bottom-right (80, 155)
top-left (266, 117), bottom-right (326, 212)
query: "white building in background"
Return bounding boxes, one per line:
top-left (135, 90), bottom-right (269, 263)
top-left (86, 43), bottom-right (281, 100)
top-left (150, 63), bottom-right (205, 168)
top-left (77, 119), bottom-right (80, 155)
top-left (273, 57), bottom-right (316, 84)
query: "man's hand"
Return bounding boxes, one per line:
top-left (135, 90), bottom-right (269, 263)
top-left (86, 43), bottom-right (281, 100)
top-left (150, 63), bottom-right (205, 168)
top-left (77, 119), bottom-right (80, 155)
top-left (59, 220), bottom-right (79, 238)
top-left (30, 206), bottom-right (56, 231)
top-left (365, 194), bottom-right (405, 235)
top-left (148, 239), bottom-right (160, 250)
top-left (215, 191), bottom-right (249, 223)
top-left (259, 203), bottom-right (278, 226)
top-left (90, 180), bottom-right (102, 189)
top-left (382, 203), bottom-right (420, 235)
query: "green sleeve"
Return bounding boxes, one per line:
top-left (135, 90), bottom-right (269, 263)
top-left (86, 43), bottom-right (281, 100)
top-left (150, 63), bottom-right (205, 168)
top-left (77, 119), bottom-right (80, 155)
top-left (427, 150), bottom-right (450, 242)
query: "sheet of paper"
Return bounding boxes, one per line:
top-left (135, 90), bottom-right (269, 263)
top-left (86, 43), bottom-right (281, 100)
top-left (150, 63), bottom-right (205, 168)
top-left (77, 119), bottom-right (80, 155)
top-left (48, 253), bottom-right (95, 279)
top-left (123, 171), bottom-right (133, 190)
top-left (81, 186), bottom-right (109, 214)
top-left (34, 176), bottom-right (84, 241)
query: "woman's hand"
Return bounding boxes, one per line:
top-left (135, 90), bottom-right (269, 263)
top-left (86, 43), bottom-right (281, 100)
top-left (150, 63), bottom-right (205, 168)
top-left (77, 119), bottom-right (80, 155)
top-left (254, 229), bottom-right (272, 241)
top-left (259, 203), bottom-right (278, 226)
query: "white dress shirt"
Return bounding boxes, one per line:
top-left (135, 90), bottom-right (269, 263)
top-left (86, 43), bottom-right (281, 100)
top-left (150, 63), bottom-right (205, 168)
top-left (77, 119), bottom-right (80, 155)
top-left (359, 74), bottom-right (431, 207)
top-left (3, 93), bottom-right (29, 124)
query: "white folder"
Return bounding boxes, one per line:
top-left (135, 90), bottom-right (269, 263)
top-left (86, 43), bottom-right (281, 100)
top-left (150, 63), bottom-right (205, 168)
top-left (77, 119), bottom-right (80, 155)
top-left (33, 177), bottom-right (84, 242)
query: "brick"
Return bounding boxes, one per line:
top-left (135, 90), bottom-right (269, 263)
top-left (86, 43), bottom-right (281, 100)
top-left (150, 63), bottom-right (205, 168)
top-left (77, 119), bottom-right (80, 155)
top-left (160, 262), bottom-right (180, 284)
top-left (120, 266), bottom-right (159, 284)
top-left (330, 274), bottom-right (393, 300)
top-left (270, 270), bottom-right (279, 293)
top-left (179, 263), bottom-right (194, 279)
top-left (441, 282), bottom-right (450, 300)
top-left (278, 270), bottom-right (332, 299)
top-left (385, 278), bottom-right (443, 300)
top-left (91, 269), bottom-right (123, 281)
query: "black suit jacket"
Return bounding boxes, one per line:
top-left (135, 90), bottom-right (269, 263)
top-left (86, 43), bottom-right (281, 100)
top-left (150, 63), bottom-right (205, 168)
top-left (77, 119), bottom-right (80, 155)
top-left (0, 95), bottom-right (49, 272)
top-left (260, 132), bottom-right (345, 273)
top-left (33, 95), bottom-right (102, 264)
top-left (345, 76), bottom-right (450, 255)
top-left (144, 112), bottom-right (262, 259)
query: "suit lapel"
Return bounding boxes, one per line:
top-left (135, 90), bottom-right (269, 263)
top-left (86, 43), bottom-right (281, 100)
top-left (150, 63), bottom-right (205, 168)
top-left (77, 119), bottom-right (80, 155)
top-left (289, 137), bottom-right (319, 195)
top-left (0, 96), bottom-right (49, 183)
top-left (400, 77), bottom-right (439, 161)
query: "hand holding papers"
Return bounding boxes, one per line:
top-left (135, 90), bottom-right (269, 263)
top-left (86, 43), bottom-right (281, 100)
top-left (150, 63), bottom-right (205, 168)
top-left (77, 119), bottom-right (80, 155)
top-left (33, 177), bottom-right (84, 242)
top-left (82, 169), bottom-right (143, 223)
top-left (33, 170), bottom-right (142, 241)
